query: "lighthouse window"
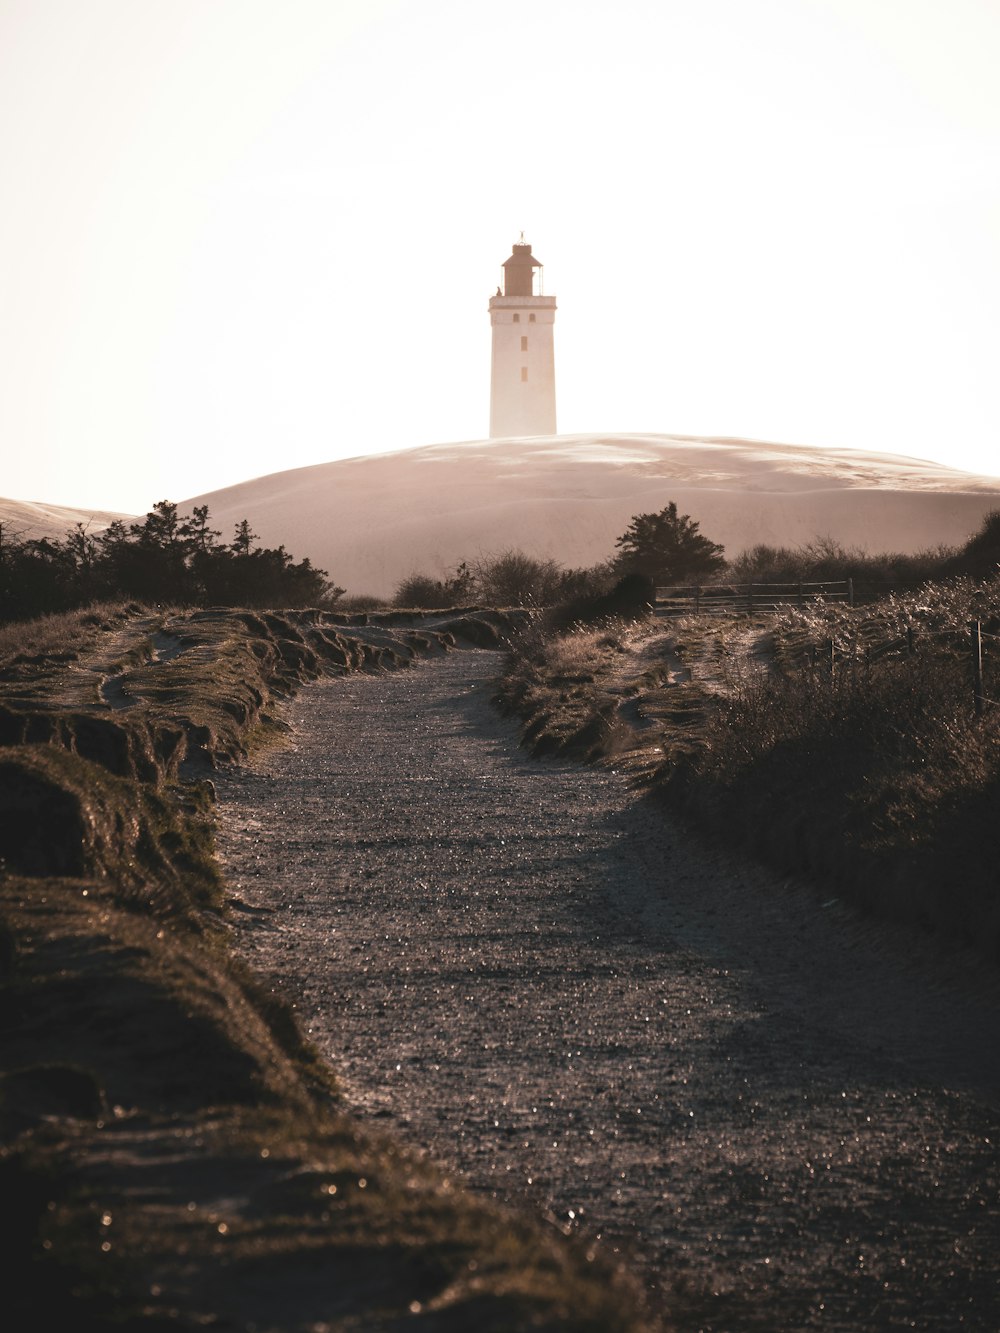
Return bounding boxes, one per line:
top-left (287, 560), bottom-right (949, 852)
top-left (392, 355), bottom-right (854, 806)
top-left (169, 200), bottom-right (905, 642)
top-left (521, 367), bottom-right (528, 382)
top-left (529, 313), bottom-right (536, 322)
top-left (512, 313), bottom-right (520, 323)
top-left (520, 335), bottom-right (528, 351)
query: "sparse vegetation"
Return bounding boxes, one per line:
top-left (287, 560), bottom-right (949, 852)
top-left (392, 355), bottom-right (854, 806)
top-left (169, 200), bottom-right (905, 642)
top-left (470, 550), bottom-right (566, 607)
top-left (394, 549), bottom-right (614, 610)
top-left (500, 622), bottom-right (638, 761)
top-left (357, 507), bottom-right (1000, 620)
top-left (0, 600), bottom-right (144, 662)
top-left (393, 567), bottom-right (470, 609)
top-left (728, 535), bottom-right (960, 600)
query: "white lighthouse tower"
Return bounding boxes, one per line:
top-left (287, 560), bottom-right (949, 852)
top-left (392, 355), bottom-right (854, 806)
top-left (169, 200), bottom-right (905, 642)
top-left (489, 237), bottom-right (556, 438)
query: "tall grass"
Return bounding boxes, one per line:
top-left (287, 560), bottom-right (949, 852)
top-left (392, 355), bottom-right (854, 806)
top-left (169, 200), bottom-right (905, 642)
top-left (499, 621), bottom-right (639, 760)
top-left (681, 577), bottom-right (1000, 955)
top-left (0, 601), bottom-right (146, 664)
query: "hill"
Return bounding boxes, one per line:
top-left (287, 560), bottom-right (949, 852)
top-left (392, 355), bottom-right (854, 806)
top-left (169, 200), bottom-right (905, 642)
top-left (183, 433), bottom-right (1000, 597)
top-left (0, 496), bottom-right (135, 543)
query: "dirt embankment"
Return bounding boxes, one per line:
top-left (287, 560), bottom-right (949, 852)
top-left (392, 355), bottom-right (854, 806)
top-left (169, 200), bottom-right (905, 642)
top-left (0, 603), bottom-right (655, 1333)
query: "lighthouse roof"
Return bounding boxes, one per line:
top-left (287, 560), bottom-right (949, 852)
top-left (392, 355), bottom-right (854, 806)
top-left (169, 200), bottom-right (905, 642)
top-left (503, 243), bottom-right (542, 269)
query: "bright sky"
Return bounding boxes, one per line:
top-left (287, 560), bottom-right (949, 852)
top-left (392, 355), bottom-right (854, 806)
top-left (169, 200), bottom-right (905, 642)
top-left (1, 0), bottom-right (999, 513)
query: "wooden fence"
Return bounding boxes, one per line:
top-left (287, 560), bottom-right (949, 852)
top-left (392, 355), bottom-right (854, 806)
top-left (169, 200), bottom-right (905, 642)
top-left (655, 579), bottom-right (854, 616)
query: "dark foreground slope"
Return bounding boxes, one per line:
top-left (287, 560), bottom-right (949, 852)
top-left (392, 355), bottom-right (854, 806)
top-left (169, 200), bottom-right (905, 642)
top-left (0, 604), bottom-right (656, 1332)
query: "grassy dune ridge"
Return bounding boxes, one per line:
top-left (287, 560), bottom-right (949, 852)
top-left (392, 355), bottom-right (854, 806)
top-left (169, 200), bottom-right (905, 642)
top-left (0, 603), bottom-right (657, 1332)
top-left (498, 576), bottom-right (1000, 961)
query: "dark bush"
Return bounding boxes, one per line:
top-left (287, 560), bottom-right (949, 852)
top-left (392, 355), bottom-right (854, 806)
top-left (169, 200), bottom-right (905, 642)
top-left (946, 509), bottom-right (1000, 580)
top-left (0, 504), bottom-right (342, 625)
top-left (727, 538), bottom-right (956, 600)
top-left (613, 502), bottom-right (725, 584)
top-left (546, 573), bottom-right (656, 632)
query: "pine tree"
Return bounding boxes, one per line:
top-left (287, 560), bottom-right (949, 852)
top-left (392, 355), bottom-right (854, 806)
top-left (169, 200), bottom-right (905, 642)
top-left (613, 503), bottom-right (725, 584)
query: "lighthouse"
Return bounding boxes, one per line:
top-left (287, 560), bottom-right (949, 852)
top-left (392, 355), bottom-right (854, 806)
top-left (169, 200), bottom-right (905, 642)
top-left (488, 237), bottom-right (556, 437)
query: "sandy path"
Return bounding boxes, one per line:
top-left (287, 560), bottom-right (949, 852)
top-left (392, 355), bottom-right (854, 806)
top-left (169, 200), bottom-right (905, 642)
top-left (214, 650), bottom-right (1000, 1332)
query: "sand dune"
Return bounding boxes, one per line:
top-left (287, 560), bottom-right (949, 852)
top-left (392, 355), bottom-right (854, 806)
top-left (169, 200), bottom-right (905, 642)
top-left (0, 497), bottom-right (135, 543)
top-left (183, 434), bottom-right (1000, 597)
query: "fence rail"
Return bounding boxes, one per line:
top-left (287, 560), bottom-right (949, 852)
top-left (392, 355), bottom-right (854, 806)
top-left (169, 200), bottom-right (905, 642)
top-left (655, 579), bottom-right (853, 615)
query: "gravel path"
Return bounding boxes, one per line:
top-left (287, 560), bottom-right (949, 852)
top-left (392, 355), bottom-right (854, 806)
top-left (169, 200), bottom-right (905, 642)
top-left (215, 649), bottom-right (1000, 1332)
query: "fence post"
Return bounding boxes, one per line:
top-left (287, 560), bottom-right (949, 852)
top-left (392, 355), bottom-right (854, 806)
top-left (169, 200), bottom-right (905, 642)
top-left (748, 582), bottom-right (754, 613)
top-left (906, 626), bottom-right (916, 655)
top-left (694, 585), bottom-right (701, 615)
top-left (848, 577), bottom-right (855, 608)
top-left (971, 621), bottom-right (985, 717)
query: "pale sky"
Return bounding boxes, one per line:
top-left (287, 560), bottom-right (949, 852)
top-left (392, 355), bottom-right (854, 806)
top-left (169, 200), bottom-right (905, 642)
top-left (1, 0), bottom-right (999, 514)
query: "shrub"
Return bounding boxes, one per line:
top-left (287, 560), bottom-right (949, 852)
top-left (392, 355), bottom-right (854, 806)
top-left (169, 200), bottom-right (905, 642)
top-left (545, 573), bottom-right (656, 633)
top-left (470, 550), bottom-right (565, 607)
top-left (393, 562), bottom-right (474, 609)
top-left (946, 509), bottom-right (1000, 580)
top-left (728, 538), bottom-right (956, 599)
top-left (393, 574), bottom-right (451, 608)
top-left (613, 502), bottom-right (725, 584)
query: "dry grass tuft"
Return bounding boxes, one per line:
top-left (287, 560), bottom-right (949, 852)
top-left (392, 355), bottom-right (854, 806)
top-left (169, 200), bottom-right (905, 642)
top-left (0, 601), bottom-right (147, 664)
top-left (500, 623), bottom-right (638, 761)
